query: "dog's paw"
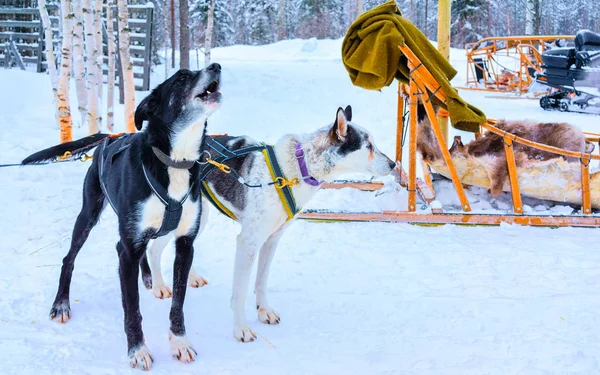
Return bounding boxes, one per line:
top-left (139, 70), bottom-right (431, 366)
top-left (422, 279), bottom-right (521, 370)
top-left (142, 274), bottom-right (153, 290)
top-left (129, 345), bottom-right (154, 371)
top-left (49, 302), bottom-right (71, 324)
top-left (169, 332), bottom-right (197, 363)
top-left (188, 274), bottom-right (208, 288)
top-left (152, 284), bottom-right (173, 299)
top-left (257, 306), bottom-right (280, 325)
top-left (234, 325), bottom-right (257, 343)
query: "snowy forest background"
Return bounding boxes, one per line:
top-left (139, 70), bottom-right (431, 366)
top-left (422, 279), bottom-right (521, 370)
top-left (166, 0), bottom-right (600, 53)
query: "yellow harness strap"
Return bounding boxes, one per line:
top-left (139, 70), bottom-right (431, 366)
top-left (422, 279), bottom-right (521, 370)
top-left (200, 181), bottom-right (237, 220)
top-left (261, 148), bottom-right (299, 221)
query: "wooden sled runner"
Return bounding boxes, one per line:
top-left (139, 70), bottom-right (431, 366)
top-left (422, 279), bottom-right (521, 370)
top-left (299, 43), bottom-right (600, 227)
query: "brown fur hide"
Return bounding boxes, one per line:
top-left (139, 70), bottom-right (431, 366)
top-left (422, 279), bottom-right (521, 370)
top-left (418, 118), bottom-right (587, 196)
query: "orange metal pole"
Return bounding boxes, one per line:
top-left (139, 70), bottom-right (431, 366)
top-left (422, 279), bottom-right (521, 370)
top-left (396, 82), bottom-right (405, 164)
top-left (581, 155), bottom-right (592, 215)
top-left (421, 158), bottom-right (434, 192)
top-left (408, 80), bottom-right (418, 212)
top-left (298, 211), bottom-right (600, 228)
top-left (482, 122), bottom-right (600, 161)
top-left (503, 137), bottom-right (523, 214)
top-left (421, 97), bottom-right (471, 212)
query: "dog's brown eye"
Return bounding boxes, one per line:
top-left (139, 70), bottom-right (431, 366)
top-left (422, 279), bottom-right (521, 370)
top-left (366, 143), bottom-right (373, 151)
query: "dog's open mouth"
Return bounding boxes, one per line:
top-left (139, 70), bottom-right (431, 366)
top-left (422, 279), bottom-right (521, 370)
top-left (197, 79), bottom-right (220, 100)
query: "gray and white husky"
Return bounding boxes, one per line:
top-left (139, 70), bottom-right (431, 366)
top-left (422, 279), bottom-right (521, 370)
top-left (145, 106), bottom-right (396, 342)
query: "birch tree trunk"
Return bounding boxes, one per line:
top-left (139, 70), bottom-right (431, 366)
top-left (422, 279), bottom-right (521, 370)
top-left (83, 0), bottom-right (99, 134)
top-left (57, 0), bottom-right (74, 143)
top-left (117, 0), bottom-right (136, 132)
top-left (106, 1), bottom-right (116, 132)
top-left (525, 0), bottom-right (535, 35)
top-left (357, 0), bottom-right (363, 15)
top-left (72, 0), bottom-right (88, 128)
top-left (179, 0), bottom-right (190, 69)
top-left (38, 0), bottom-right (58, 101)
top-left (94, 0), bottom-right (104, 129)
top-left (204, 0), bottom-right (215, 67)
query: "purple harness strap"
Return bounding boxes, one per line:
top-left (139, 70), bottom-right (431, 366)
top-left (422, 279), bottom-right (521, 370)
top-left (295, 142), bottom-right (322, 187)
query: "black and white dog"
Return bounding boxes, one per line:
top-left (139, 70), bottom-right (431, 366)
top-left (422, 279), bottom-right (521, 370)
top-left (22, 65), bottom-right (222, 370)
top-left (144, 106), bottom-right (396, 342)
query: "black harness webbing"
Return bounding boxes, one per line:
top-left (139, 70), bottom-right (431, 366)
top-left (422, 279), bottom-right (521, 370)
top-left (142, 164), bottom-right (195, 238)
top-left (198, 136), bottom-right (299, 221)
top-left (99, 135), bottom-right (195, 239)
top-left (198, 136), bottom-right (266, 181)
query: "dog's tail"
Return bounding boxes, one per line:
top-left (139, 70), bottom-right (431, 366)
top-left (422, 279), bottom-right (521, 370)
top-left (22, 133), bottom-right (110, 165)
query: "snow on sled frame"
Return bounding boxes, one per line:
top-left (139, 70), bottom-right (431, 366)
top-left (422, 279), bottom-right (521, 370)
top-left (299, 44), bottom-right (600, 228)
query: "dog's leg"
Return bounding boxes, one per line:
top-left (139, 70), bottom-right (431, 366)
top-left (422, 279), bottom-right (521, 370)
top-left (189, 203), bottom-right (209, 288)
top-left (231, 226), bottom-right (272, 343)
top-left (139, 253), bottom-right (153, 290)
top-left (50, 163), bottom-right (105, 324)
top-left (117, 238), bottom-right (154, 371)
top-left (254, 227), bottom-right (286, 326)
top-left (146, 234), bottom-right (174, 299)
top-left (168, 235), bottom-right (197, 363)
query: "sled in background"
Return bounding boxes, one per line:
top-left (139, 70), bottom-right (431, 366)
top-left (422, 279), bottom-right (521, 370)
top-left (460, 35), bottom-right (574, 95)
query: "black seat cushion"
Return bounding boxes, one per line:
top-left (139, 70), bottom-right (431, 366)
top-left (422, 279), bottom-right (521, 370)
top-left (542, 48), bottom-right (576, 68)
top-left (576, 30), bottom-right (600, 51)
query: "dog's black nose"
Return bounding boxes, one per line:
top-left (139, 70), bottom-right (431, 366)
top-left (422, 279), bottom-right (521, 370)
top-left (388, 160), bottom-right (396, 170)
top-left (207, 63), bottom-right (221, 72)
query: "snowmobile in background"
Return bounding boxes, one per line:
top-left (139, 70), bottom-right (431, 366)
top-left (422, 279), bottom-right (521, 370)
top-left (537, 30), bottom-right (600, 114)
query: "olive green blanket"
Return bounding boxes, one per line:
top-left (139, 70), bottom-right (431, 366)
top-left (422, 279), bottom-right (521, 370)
top-left (341, 0), bottom-right (485, 133)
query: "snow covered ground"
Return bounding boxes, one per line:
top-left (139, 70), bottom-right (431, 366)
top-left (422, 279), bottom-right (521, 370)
top-left (2, 38), bottom-right (600, 374)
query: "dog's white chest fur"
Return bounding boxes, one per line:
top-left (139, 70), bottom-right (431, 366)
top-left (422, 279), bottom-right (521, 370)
top-left (138, 118), bottom-right (206, 238)
top-left (138, 168), bottom-right (199, 238)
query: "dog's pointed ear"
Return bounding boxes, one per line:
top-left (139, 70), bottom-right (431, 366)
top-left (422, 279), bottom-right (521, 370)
top-left (344, 105), bottom-right (352, 122)
top-left (452, 136), bottom-right (463, 148)
top-left (449, 136), bottom-right (465, 156)
top-left (134, 93), bottom-right (155, 130)
top-left (329, 107), bottom-right (348, 144)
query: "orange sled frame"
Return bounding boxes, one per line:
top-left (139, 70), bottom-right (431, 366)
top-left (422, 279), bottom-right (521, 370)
top-left (299, 44), bottom-right (600, 227)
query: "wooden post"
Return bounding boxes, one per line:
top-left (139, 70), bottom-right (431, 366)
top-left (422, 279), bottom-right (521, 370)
top-left (436, 0), bottom-right (451, 143)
